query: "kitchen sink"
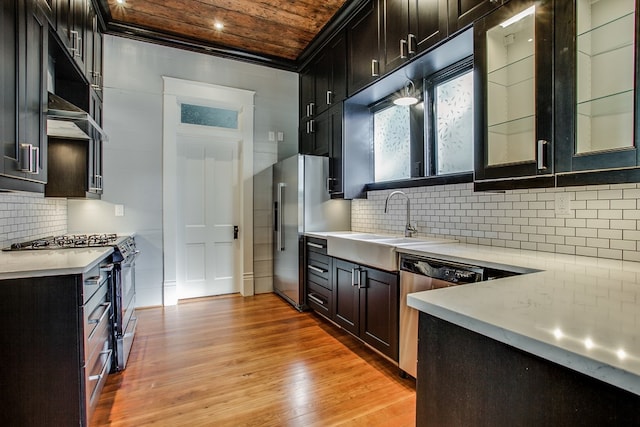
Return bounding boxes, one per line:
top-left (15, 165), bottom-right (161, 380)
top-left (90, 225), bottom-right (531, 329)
top-left (325, 233), bottom-right (456, 271)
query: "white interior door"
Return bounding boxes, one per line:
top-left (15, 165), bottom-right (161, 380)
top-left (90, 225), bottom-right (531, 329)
top-left (176, 135), bottom-right (239, 299)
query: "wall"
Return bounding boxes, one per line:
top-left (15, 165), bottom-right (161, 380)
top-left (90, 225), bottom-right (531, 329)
top-left (353, 182), bottom-right (640, 262)
top-left (0, 192), bottom-right (66, 248)
top-left (68, 36), bottom-right (298, 307)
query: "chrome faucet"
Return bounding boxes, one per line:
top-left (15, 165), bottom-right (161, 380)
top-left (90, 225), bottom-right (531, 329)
top-left (384, 190), bottom-right (417, 238)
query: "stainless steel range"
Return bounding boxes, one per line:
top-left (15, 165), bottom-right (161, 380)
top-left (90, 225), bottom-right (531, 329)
top-left (3, 233), bottom-right (139, 371)
top-left (110, 236), bottom-right (139, 371)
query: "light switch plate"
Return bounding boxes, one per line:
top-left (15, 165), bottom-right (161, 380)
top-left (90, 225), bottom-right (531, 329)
top-left (268, 131), bottom-right (275, 141)
top-left (115, 204), bottom-right (125, 217)
top-left (277, 131), bottom-right (284, 142)
top-left (555, 193), bottom-right (572, 216)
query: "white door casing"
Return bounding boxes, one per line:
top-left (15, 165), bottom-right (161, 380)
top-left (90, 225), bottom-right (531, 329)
top-left (176, 135), bottom-right (239, 299)
top-left (163, 77), bottom-right (255, 305)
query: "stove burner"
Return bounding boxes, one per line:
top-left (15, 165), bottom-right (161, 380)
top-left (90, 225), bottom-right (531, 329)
top-left (4, 234), bottom-right (120, 251)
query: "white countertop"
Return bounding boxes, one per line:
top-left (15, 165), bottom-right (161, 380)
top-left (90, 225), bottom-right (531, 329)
top-left (401, 243), bottom-right (640, 396)
top-left (0, 247), bottom-right (114, 280)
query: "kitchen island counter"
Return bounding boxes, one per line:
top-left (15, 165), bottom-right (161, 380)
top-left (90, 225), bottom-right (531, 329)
top-left (0, 247), bottom-right (114, 280)
top-left (402, 242), bottom-right (640, 396)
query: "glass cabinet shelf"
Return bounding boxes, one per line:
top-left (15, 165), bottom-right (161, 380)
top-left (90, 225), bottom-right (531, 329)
top-left (577, 89), bottom-right (633, 118)
top-left (577, 11), bottom-right (634, 51)
top-left (488, 115), bottom-right (534, 136)
top-left (487, 54), bottom-right (534, 87)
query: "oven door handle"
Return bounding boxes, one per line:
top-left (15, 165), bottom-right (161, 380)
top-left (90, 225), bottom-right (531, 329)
top-left (121, 250), bottom-right (140, 267)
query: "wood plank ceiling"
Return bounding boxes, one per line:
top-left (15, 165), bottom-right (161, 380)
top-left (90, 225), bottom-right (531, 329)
top-left (98, 0), bottom-right (351, 69)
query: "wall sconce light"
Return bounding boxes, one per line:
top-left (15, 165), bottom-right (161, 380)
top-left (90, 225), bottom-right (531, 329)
top-left (393, 80), bottom-right (419, 106)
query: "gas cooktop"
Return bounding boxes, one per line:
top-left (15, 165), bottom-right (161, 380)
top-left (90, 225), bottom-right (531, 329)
top-left (3, 234), bottom-right (120, 251)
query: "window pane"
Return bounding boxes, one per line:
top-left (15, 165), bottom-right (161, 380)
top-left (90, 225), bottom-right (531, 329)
top-left (374, 105), bottom-right (411, 182)
top-left (181, 103), bottom-right (238, 129)
top-left (435, 70), bottom-right (474, 175)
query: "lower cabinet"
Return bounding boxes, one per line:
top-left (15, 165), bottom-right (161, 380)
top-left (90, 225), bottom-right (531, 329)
top-left (305, 237), bottom-right (400, 361)
top-left (334, 259), bottom-right (399, 360)
top-left (417, 312), bottom-right (640, 426)
top-left (0, 260), bottom-right (113, 426)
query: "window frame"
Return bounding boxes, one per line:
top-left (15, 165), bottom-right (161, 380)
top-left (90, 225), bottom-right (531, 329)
top-left (366, 56), bottom-right (474, 191)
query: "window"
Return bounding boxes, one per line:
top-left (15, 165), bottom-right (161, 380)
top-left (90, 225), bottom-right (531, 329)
top-left (370, 58), bottom-right (474, 187)
top-left (374, 105), bottom-right (411, 182)
top-left (180, 103), bottom-right (238, 129)
top-left (429, 65), bottom-right (474, 175)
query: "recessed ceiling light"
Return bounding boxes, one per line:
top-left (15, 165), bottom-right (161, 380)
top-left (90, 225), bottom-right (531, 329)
top-left (214, 22), bottom-right (224, 30)
top-left (116, 0), bottom-right (124, 4)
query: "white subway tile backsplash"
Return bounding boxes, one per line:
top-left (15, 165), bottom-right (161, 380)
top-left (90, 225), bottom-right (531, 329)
top-left (352, 182), bottom-right (640, 262)
top-left (0, 193), bottom-right (67, 248)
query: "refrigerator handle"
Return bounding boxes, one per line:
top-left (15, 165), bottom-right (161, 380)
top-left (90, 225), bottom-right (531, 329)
top-left (277, 183), bottom-right (285, 251)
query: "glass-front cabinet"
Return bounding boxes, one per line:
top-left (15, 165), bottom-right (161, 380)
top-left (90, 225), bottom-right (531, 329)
top-left (556, 0), bottom-right (639, 179)
top-left (474, 0), bottom-right (553, 184)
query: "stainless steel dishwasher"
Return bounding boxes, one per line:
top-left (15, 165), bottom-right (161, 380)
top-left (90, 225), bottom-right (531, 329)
top-left (399, 254), bottom-right (517, 378)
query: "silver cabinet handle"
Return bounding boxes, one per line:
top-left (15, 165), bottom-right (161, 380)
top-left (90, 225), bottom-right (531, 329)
top-left (308, 293), bottom-right (325, 306)
top-left (308, 265), bottom-right (327, 274)
top-left (100, 264), bottom-right (114, 272)
top-left (371, 59), bottom-right (379, 77)
top-left (307, 242), bottom-right (325, 249)
top-left (351, 267), bottom-right (362, 287)
top-left (309, 102), bottom-right (315, 116)
top-left (408, 34), bottom-right (416, 55)
top-left (400, 39), bottom-right (408, 59)
top-left (18, 144), bottom-right (39, 174)
top-left (358, 269), bottom-right (367, 289)
top-left (537, 139), bottom-right (549, 171)
top-left (326, 90), bottom-right (332, 105)
top-left (308, 119), bottom-right (315, 133)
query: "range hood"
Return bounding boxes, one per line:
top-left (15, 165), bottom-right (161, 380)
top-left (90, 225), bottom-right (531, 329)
top-left (47, 92), bottom-right (107, 141)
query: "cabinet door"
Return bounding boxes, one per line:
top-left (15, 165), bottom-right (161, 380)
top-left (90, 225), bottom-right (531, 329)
top-left (382, 0), bottom-right (410, 72)
top-left (328, 103), bottom-right (344, 195)
top-left (555, 0), bottom-right (640, 182)
top-left (347, 0), bottom-right (383, 96)
top-left (0, 0), bottom-right (18, 179)
top-left (410, 0), bottom-right (448, 54)
top-left (333, 259), bottom-right (360, 336)
top-left (55, 0), bottom-right (86, 72)
top-left (473, 0), bottom-right (553, 183)
top-left (7, 0), bottom-right (48, 185)
top-left (448, 0), bottom-right (504, 33)
top-left (300, 66), bottom-right (315, 120)
top-left (315, 33), bottom-right (347, 114)
top-left (359, 267), bottom-right (399, 360)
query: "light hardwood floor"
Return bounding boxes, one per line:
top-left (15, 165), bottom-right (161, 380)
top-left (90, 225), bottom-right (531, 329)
top-left (92, 293), bottom-right (416, 426)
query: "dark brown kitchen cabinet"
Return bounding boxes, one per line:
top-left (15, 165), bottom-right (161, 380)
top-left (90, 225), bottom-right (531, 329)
top-left (85, 0), bottom-right (103, 97)
top-left (347, 0), bottom-right (383, 96)
top-left (381, 0), bottom-right (448, 72)
top-left (333, 258), bottom-right (399, 360)
top-left (327, 103), bottom-right (344, 196)
top-left (314, 32), bottom-right (347, 115)
top-left (448, 0), bottom-right (508, 34)
top-left (0, 0), bottom-right (48, 192)
top-left (305, 237), bottom-right (333, 318)
top-left (46, 134), bottom-right (103, 198)
top-left (473, 0), bottom-right (554, 189)
top-left (0, 263), bottom-right (113, 426)
top-left (416, 312), bottom-right (640, 426)
top-left (553, 0), bottom-right (640, 186)
top-left (55, 0), bottom-right (87, 73)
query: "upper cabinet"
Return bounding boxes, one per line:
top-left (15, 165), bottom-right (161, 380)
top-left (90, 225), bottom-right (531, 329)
top-left (347, 0), bottom-right (383, 96)
top-left (473, 0), bottom-right (553, 185)
top-left (449, 0), bottom-right (508, 34)
top-left (0, 0), bottom-right (48, 192)
top-left (555, 0), bottom-right (640, 184)
top-left (381, 0), bottom-right (448, 72)
top-left (54, 0), bottom-right (87, 73)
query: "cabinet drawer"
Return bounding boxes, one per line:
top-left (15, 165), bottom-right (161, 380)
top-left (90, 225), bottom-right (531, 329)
top-left (307, 282), bottom-right (332, 318)
top-left (307, 251), bottom-right (331, 288)
top-left (306, 237), bottom-right (328, 255)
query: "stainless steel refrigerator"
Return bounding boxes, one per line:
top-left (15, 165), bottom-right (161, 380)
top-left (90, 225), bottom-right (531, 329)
top-left (273, 154), bottom-right (351, 310)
